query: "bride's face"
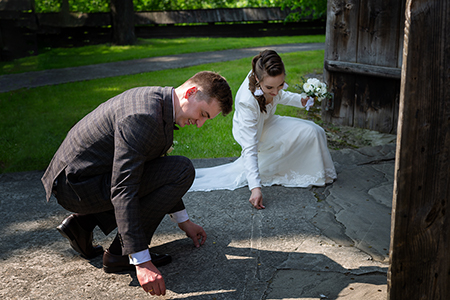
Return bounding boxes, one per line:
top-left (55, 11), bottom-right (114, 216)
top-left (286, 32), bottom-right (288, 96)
top-left (259, 74), bottom-right (286, 99)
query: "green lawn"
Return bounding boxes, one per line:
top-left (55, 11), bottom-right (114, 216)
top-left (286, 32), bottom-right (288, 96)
top-left (0, 37), bottom-right (326, 173)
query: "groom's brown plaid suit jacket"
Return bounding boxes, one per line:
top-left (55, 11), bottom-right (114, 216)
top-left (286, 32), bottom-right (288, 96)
top-left (41, 86), bottom-right (188, 254)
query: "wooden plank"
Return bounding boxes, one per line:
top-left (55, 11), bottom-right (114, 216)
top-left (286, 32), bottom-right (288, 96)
top-left (0, 18), bottom-right (38, 60)
top-left (37, 12), bottom-right (111, 27)
top-left (323, 70), bottom-right (399, 133)
top-left (388, 0), bottom-right (450, 298)
top-left (325, 60), bottom-right (401, 79)
top-left (322, 71), bottom-right (355, 127)
top-left (135, 21), bottom-right (325, 39)
top-left (353, 75), bottom-right (399, 133)
top-left (357, 0), bottom-right (404, 67)
top-left (324, 0), bottom-right (360, 129)
top-left (36, 8), bottom-right (291, 27)
top-left (325, 0), bottom-right (360, 63)
top-left (0, 10), bottom-right (37, 28)
top-left (135, 8), bottom-right (288, 25)
top-left (37, 27), bottom-right (112, 48)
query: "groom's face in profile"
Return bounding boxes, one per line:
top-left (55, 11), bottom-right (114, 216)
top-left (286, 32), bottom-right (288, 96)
top-left (176, 94), bottom-right (221, 128)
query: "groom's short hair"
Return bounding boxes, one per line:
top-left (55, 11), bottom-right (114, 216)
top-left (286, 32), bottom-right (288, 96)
top-left (187, 71), bottom-right (233, 116)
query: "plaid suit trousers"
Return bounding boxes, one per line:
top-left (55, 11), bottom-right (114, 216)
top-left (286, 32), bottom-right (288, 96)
top-left (55, 155), bottom-right (194, 243)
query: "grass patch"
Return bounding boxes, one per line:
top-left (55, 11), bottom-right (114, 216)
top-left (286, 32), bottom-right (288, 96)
top-left (0, 50), bottom-right (325, 173)
top-left (0, 35), bottom-right (325, 75)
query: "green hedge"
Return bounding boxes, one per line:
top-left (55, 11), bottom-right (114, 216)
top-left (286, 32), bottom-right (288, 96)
top-left (35, 0), bottom-right (327, 21)
top-left (35, 0), bottom-right (280, 13)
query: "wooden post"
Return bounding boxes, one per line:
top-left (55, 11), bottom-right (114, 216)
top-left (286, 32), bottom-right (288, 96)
top-left (388, 0), bottom-right (450, 299)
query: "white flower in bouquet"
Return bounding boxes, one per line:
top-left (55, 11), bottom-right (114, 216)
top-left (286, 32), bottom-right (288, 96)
top-left (303, 82), bottom-right (313, 93)
top-left (296, 77), bottom-right (332, 111)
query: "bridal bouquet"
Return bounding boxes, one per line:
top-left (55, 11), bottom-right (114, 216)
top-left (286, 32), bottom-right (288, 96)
top-left (297, 77), bottom-right (332, 111)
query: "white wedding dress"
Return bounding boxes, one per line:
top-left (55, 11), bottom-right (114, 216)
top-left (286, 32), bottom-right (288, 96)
top-left (189, 72), bottom-right (336, 192)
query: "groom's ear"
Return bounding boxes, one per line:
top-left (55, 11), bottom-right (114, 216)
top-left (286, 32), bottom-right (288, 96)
top-left (184, 87), bottom-right (198, 99)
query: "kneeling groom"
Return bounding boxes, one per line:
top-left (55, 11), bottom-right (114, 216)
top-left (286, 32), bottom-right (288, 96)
top-left (41, 71), bottom-right (233, 296)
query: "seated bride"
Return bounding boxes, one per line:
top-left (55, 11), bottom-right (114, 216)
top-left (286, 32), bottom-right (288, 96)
top-left (190, 49), bottom-right (337, 209)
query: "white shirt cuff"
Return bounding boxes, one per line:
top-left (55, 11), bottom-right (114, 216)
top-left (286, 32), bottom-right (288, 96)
top-left (169, 209), bottom-right (189, 223)
top-left (129, 249), bottom-right (151, 265)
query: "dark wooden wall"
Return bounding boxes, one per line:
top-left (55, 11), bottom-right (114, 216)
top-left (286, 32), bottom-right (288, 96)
top-left (323, 0), bottom-right (406, 133)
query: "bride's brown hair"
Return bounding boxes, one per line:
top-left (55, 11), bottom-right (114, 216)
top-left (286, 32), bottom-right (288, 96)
top-left (249, 50), bottom-right (285, 113)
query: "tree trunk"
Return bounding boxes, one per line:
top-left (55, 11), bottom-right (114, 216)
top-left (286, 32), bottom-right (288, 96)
top-left (110, 0), bottom-right (135, 45)
top-left (388, 0), bottom-right (450, 299)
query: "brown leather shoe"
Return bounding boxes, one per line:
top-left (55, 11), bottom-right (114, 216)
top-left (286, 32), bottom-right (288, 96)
top-left (103, 249), bottom-right (172, 273)
top-left (57, 214), bottom-right (103, 259)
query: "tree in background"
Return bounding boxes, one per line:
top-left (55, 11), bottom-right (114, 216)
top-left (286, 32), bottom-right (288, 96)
top-left (280, 0), bottom-right (328, 21)
top-left (33, 0), bottom-right (328, 23)
top-left (110, 0), bottom-right (136, 45)
top-left (35, 0), bottom-right (109, 12)
top-left (35, 0), bottom-right (286, 13)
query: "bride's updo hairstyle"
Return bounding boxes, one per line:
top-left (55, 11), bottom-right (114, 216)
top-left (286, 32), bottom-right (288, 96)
top-left (249, 50), bottom-right (285, 113)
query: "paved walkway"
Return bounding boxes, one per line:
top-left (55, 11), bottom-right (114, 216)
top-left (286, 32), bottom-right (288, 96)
top-left (0, 43), bottom-right (394, 299)
top-left (0, 145), bottom-right (394, 300)
top-left (0, 43), bottom-right (324, 92)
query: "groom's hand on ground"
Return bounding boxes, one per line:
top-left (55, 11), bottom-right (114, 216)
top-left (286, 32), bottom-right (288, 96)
top-left (178, 219), bottom-right (207, 247)
top-left (136, 261), bottom-right (166, 296)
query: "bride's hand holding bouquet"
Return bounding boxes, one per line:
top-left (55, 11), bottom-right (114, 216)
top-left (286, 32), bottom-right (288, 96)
top-left (297, 77), bottom-right (332, 111)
